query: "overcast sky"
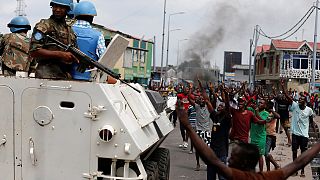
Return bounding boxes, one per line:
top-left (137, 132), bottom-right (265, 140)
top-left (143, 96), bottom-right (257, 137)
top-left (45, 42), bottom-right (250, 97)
top-left (0, 0), bottom-right (317, 71)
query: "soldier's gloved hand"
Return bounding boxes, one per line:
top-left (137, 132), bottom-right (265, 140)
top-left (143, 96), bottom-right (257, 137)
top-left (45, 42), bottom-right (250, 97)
top-left (60, 52), bottom-right (79, 64)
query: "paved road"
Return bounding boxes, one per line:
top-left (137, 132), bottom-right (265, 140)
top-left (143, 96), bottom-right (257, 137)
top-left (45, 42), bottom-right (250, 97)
top-left (161, 116), bottom-right (320, 180)
top-left (161, 123), bottom-right (207, 180)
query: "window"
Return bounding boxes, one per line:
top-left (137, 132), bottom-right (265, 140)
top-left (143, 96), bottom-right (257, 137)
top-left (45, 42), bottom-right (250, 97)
top-left (312, 56), bottom-right (320, 70)
top-left (293, 59), bottom-right (300, 69)
top-left (292, 55), bottom-right (308, 69)
top-left (133, 50), bottom-right (139, 62)
top-left (316, 58), bottom-right (320, 70)
top-left (301, 59), bottom-right (308, 69)
top-left (283, 54), bottom-right (291, 70)
top-left (140, 51), bottom-right (146, 63)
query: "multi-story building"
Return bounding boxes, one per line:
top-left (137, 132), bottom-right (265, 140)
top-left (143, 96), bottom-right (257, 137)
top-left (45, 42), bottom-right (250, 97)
top-left (255, 40), bottom-right (320, 91)
top-left (93, 24), bottom-right (154, 86)
top-left (223, 51), bottom-right (242, 80)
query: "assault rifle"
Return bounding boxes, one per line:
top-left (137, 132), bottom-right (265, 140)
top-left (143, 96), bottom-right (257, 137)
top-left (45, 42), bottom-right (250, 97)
top-left (45, 35), bottom-right (141, 93)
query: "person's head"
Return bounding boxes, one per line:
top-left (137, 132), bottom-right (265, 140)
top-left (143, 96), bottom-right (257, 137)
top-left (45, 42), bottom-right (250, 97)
top-left (298, 95), bottom-right (307, 107)
top-left (197, 96), bottom-right (205, 107)
top-left (228, 143), bottom-right (260, 171)
top-left (74, 1), bottom-right (97, 24)
top-left (237, 97), bottom-right (247, 110)
top-left (7, 16), bottom-right (31, 33)
top-left (258, 98), bottom-right (266, 111)
top-left (267, 100), bottom-right (274, 112)
top-left (277, 93), bottom-right (287, 101)
top-left (269, 94), bottom-right (274, 100)
top-left (50, 0), bottom-right (73, 19)
top-left (217, 102), bottom-right (225, 112)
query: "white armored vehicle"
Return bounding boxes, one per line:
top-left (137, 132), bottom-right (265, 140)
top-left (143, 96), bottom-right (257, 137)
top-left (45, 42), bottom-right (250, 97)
top-left (0, 35), bottom-right (173, 180)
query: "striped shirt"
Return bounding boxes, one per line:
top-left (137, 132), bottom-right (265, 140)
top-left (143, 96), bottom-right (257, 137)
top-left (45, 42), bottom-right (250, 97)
top-left (73, 20), bottom-right (107, 57)
top-left (188, 105), bottom-right (197, 127)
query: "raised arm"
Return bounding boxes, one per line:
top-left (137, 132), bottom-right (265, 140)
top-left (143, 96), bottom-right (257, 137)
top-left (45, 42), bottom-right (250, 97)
top-left (208, 82), bottom-right (217, 110)
top-left (282, 142), bottom-right (320, 178)
top-left (281, 79), bottom-right (293, 104)
top-left (176, 101), bottom-right (233, 179)
top-left (223, 86), bottom-right (230, 111)
top-left (272, 86), bottom-right (277, 98)
top-left (198, 79), bottom-right (214, 113)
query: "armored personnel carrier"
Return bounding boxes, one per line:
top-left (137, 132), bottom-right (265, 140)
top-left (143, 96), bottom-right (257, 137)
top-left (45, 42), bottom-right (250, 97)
top-left (0, 35), bottom-right (173, 180)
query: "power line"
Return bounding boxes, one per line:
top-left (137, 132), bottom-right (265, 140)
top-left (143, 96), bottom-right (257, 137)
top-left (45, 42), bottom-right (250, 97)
top-left (259, 6), bottom-right (315, 39)
top-left (280, 6), bottom-right (315, 40)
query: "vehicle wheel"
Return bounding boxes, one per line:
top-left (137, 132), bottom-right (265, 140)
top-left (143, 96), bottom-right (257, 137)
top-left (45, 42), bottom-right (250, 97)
top-left (149, 147), bottom-right (170, 180)
top-left (143, 160), bottom-right (159, 180)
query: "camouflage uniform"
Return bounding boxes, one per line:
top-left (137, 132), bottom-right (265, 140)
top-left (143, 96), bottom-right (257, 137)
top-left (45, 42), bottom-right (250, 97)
top-left (29, 15), bottom-right (77, 79)
top-left (0, 32), bottom-right (31, 75)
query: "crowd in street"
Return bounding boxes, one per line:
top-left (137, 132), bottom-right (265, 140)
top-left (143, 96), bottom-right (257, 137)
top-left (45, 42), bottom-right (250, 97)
top-left (161, 79), bottom-right (320, 179)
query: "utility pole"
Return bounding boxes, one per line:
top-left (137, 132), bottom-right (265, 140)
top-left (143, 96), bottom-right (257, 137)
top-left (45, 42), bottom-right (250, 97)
top-left (153, 36), bottom-right (156, 72)
top-left (311, 0), bottom-right (319, 93)
top-left (252, 25), bottom-right (259, 88)
top-left (249, 39), bottom-right (253, 88)
top-left (15, 0), bottom-right (27, 16)
top-left (160, 0), bottom-right (167, 81)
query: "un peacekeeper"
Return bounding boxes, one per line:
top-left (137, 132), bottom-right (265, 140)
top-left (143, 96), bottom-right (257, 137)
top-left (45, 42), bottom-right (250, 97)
top-left (0, 16), bottom-right (32, 76)
top-left (71, 1), bottom-right (117, 83)
top-left (71, 1), bottom-right (106, 80)
top-left (29, 0), bottom-right (79, 79)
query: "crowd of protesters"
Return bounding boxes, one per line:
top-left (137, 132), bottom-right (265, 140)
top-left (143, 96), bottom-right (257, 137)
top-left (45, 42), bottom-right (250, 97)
top-left (156, 79), bottom-right (320, 179)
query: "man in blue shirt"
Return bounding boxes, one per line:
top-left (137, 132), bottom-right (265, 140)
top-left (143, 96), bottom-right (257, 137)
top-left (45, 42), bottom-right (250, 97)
top-left (281, 79), bottom-right (315, 177)
top-left (71, 1), bottom-right (106, 81)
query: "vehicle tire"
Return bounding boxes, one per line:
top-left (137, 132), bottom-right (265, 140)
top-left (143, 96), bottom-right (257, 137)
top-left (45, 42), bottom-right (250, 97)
top-left (149, 147), bottom-right (170, 180)
top-left (143, 160), bottom-right (159, 180)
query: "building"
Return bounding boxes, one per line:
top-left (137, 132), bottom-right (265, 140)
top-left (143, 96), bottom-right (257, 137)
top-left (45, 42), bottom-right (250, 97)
top-left (232, 64), bottom-right (253, 86)
top-left (223, 51), bottom-right (242, 80)
top-left (93, 24), bottom-right (154, 86)
top-left (255, 40), bottom-right (320, 91)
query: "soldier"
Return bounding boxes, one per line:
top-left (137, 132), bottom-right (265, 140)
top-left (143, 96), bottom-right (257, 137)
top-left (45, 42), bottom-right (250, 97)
top-left (71, 1), bottom-right (116, 83)
top-left (71, 1), bottom-right (106, 80)
top-left (29, 0), bottom-right (79, 79)
top-left (0, 16), bottom-right (32, 75)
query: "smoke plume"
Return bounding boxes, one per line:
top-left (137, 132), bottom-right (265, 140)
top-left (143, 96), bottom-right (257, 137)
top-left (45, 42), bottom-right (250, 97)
top-left (179, 2), bottom-right (243, 82)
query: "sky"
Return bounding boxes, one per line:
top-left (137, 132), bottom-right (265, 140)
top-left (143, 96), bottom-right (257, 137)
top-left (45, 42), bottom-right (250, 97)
top-left (0, 0), bottom-right (318, 72)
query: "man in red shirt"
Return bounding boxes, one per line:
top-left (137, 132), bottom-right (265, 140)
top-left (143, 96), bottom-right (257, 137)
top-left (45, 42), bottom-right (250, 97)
top-left (177, 101), bottom-right (320, 180)
top-left (229, 98), bottom-right (265, 143)
top-left (176, 86), bottom-right (194, 148)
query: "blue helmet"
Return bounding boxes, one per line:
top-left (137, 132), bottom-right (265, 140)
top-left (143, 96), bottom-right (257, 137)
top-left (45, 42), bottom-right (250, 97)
top-left (74, 1), bottom-right (97, 17)
top-left (7, 16), bottom-right (31, 33)
top-left (67, 2), bottom-right (77, 18)
top-left (50, 0), bottom-right (73, 10)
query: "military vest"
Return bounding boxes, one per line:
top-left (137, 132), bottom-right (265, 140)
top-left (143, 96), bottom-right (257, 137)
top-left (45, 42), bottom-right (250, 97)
top-left (71, 26), bottom-right (100, 80)
top-left (1, 33), bottom-right (31, 71)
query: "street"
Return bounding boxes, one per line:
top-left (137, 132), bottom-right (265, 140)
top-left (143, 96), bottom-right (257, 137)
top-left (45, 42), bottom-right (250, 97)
top-left (161, 116), bottom-right (320, 180)
top-left (161, 123), bottom-right (207, 180)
